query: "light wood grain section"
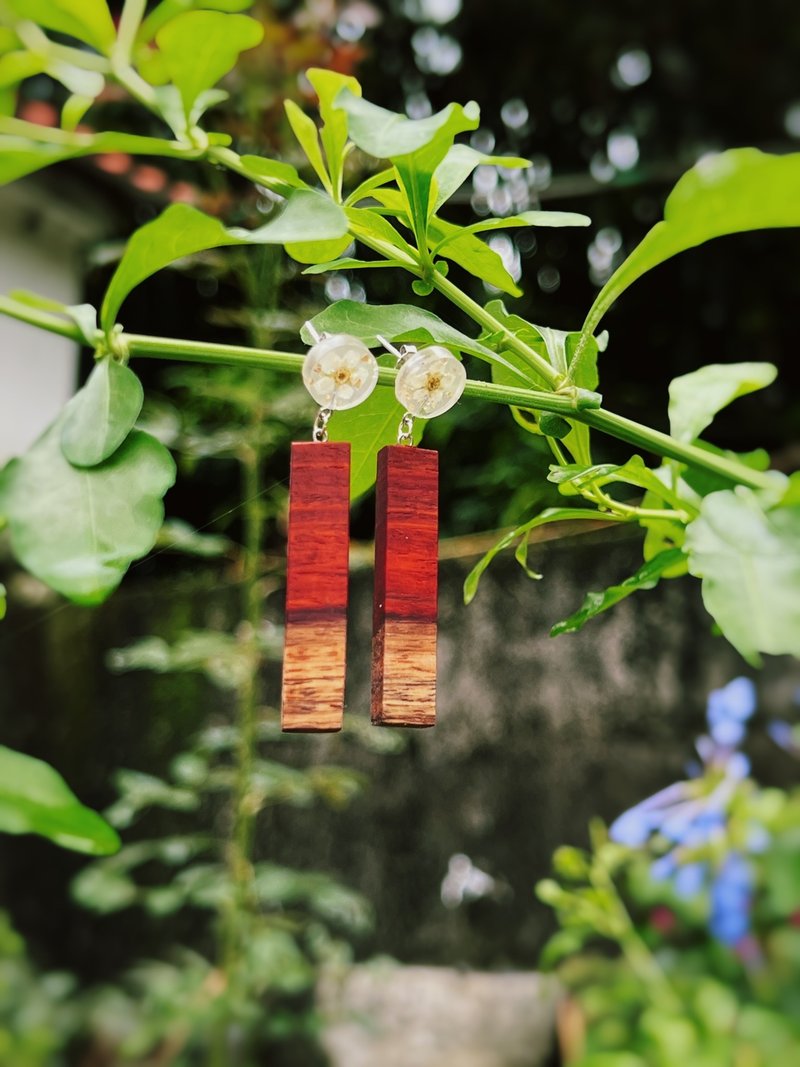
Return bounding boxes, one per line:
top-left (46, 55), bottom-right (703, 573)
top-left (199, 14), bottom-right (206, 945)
top-left (371, 445), bottom-right (438, 728)
top-left (282, 618), bottom-right (348, 732)
top-left (281, 441), bottom-right (350, 733)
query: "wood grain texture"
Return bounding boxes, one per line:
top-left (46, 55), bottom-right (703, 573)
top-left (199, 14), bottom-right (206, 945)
top-left (281, 441), bottom-right (350, 732)
top-left (371, 445), bottom-right (438, 728)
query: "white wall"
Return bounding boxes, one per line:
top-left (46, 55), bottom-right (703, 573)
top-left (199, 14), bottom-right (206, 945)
top-left (0, 181), bottom-right (109, 462)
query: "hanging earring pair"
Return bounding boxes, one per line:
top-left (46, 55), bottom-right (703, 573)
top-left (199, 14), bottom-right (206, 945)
top-left (280, 327), bottom-right (466, 734)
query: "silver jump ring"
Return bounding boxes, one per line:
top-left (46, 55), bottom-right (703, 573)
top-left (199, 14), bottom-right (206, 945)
top-left (397, 411), bottom-right (415, 445)
top-left (313, 407), bottom-right (332, 442)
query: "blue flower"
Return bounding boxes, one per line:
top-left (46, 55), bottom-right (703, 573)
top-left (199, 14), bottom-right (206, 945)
top-left (707, 677), bottom-right (757, 724)
top-left (673, 861), bottom-right (707, 899)
top-left (710, 852), bottom-right (753, 946)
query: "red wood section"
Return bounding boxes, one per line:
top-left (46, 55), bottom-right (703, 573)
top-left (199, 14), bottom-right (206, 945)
top-left (281, 441), bottom-right (350, 732)
top-left (371, 445), bottom-right (438, 727)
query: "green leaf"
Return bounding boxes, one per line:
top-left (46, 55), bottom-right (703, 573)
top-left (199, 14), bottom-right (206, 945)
top-left (328, 382), bottom-right (425, 501)
top-left (582, 148), bottom-right (800, 341)
top-left (346, 205), bottom-right (418, 260)
top-left (0, 745), bottom-right (120, 855)
top-left (285, 98), bottom-right (330, 192)
top-left (6, 0), bottom-right (116, 53)
top-left (668, 361), bottom-right (778, 443)
top-left (336, 89), bottom-right (479, 239)
top-left (284, 234), bottom-right (351, 266)
top-left (60, 359), bottom-right (144, 467)
top-left (9, 290), bottom-right (97, 344)
top-left (303, 300), bottom-right (527, 380)
top-left (302, 257), bottom-right (399, 274)
top-left (433, 144), bottom-right (530, 212)
top-left (685, 486), bottom-right (800, 663)
top-left (464, 507), bottom-right (623, 604)
top-left (429, 217), bottom-right (521, 297)
top-left (0, 584), bottom-right (5, 620)
top-left (306, 67), bottom-right (361, 196)
top-left (0, 137), bottom-right (85, 184)
top-left (335, 88), bottom-right (479, 160)
top-left (434, 210), bottom-right (591, 252)
top-left (550, 548), bottom-right (688, 635)
top-left (155, 11), bottom-right (263, 119)
top-left (239, 152), bottom-right (307, 192)
top-left (101, 197), bottom-right (347, 330)
top-left (137, 0), bottom-right (255, 44)
top-left (0, 416), bottom-right (176, 605)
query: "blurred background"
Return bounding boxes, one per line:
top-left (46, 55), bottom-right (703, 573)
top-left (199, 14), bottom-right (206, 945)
top-left (1, 1), bottom-right (800, 1064)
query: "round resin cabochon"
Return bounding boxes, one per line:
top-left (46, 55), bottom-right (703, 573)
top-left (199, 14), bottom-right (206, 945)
top-left (395, 345), bottom-right (466, 418)
top-left (302, 334), bottom-right (379, 410)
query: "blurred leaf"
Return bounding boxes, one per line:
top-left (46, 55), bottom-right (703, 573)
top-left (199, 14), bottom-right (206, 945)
top-left (60, 359), bottom-right (144, 467)
top-left (0, 417), bottom-right (175, 604)
top-left (71, 864), bottom-right (139, 912)
top-left (328, 383), bottom-right (425, 500)
top-left (550, 548), bottom-right (687, 636)
top-left (155, 518), bottom-right (233, 557)
top-left (668, 362), bottom-right (778, 443)
top-left (105, 770), bottom-right (199, 828)
top-left (0, 583), bottom-right (5, 620)
top-left (0, 745), bottom-right (120, 855)
top-left (464, 508), bottom-right (621, 604)
top-left (0, 137), bottom-right (85, 183)
top-left (433, 144), bottom-right (530, 212)
top-left (101, 197), bottom-right (347, 330)
top-left (6, 0), bottom-right (116, 53)
top-left (582, 148), bottom-right (800, 341)
top-left (155, 11), bottom-right (263, 118)
top-left (61, 92), bottom-right (95, 131)
top-left (108, 629), bottom-right (257, 688)
top-left (685, 486), bottom-right (800, 663)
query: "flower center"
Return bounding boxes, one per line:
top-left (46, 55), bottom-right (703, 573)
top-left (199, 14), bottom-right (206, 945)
top-left (333, 367), bottom-right (352, 385)
top-left (425, 373), bottom-right (442, 393)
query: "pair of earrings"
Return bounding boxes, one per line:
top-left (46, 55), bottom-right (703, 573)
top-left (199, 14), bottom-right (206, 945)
top-left (280, 327), bottom-right (467, 733)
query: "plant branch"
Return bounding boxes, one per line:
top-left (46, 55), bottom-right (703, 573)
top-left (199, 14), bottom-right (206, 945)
top-left (0, 295), bottom-right (776, 491)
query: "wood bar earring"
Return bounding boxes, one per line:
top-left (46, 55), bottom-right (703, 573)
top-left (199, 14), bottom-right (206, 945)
top-left (371, 342), bottom-right (466, 728)
top-left (281, 326), bottom-right (379, 733)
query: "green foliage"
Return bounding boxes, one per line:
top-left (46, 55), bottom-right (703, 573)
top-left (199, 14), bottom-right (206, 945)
top-left (668, 362), bottom-right (778, 444)
top-left (551, 549), bottom-right (687, 635)
top-left (5, 0), bottom-right (115, 53)
top-left (464, 508), bottom-right (626, 604)
top-left (538, 710), bottom-right (800, 1067)
top-left (581, 148), bottom-right (800, 341)
top-left (60, 359), bottom-right (144, 466)
top-left (0, 416), bottom-right (175, 604)
top-left (685, 486), bottom-right (800, 663)
top-left (101, 199), bottom-right (348, 331)
top-left (155, 11), bottom-right (263, 121)
top-left (0, 910), bottom-right (82, 1067)
top-left (0, 745), bottom-right (119, 855)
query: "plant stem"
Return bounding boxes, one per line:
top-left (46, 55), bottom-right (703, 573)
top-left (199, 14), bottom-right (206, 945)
top-left (0, 296), bottom-right (775, 491)
top-left (113, 0), bottom-right (147, 65)
top-left (431, 271), bottom-right (562, 388)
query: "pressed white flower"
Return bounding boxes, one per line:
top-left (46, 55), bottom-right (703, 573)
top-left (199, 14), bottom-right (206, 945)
top-left (395, 345), bottom-right (466, 417)
top-left (302, 334), bottom-right (378, 410)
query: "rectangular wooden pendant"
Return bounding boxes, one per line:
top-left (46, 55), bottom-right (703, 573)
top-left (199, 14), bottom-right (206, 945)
top-left (281, 441), bottom-right (350, 733)
top-left (371, 445), bottom-right (438, 728)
